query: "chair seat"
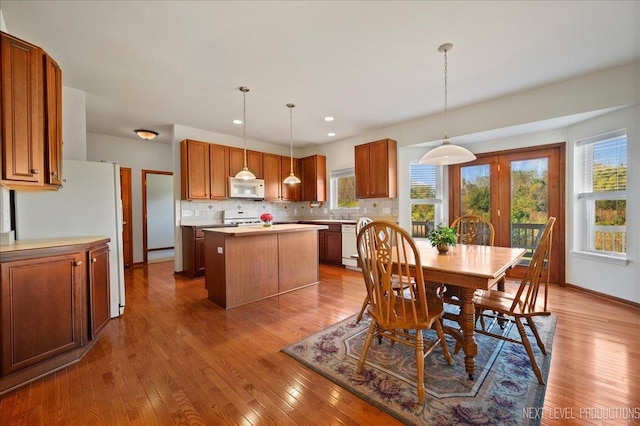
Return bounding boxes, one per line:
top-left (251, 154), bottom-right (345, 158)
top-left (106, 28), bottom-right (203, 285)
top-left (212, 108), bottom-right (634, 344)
top-left (369, 296), bottom-right (444, 329)
top-left (473, 289), bottom-right (549, 317)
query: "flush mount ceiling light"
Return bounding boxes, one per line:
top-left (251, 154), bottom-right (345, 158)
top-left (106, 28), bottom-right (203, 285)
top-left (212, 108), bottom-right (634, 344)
top-left (283, 103), bottom-right (301, 185)
top-left (324, 116), bottom-right (334, 122)
top-left (419, 43), bottom-right (476, 166)
top-left (134, 129), bottom-right (158, 140)
top-left (234, 86), bottom-right (256, 180)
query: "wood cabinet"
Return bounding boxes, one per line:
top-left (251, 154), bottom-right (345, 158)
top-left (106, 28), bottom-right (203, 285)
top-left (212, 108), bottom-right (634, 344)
top-left (263, 153), bottom-right (282, 201)
top-left (182, 226), bottom-right (206, 278)
top-left (180, 139), bottom-right (229, 200)
top-left (281, 155), bottom-right (301, 201)
top-left (318, 223), bottom-right (342, 265)
top-left (355, 138), bottom-right (397, 199)
top-left (0, 237), bottom-right (110, 393)
top-left (44, 53), bottom-right (63, 187)
top-left (229, 148), bottom-right (263, 179)
top-left (301, 155), bottom-right (326, 202)
top-left (0, 31), bottom-right (63, 191)
top-left (88, 245), bottom-right (110, 339)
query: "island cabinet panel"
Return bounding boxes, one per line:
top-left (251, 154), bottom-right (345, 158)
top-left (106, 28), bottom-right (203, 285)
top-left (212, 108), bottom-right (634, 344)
top-left (0, 253), bottom-right (84, 375)
top-left (354, 138), bottom-right (397, 199)
top-left (281, 156), bottom-right (301, 201)
top-left (263, 153), bottom-right (282, 201)
top-left (229, 148), bottom-right (263, 179)
top-left (88, 245), bottom-right (110, 339)
top-left (278, 231), bottom-right (319, 293)
top-left (301, 155), bottom-right (326, 202)
top-left (205, 232), bottom-right (278, 308)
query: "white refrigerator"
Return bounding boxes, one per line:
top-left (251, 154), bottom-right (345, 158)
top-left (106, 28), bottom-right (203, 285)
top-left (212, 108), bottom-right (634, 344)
top-left (14, 160), bottom-right (125, 318)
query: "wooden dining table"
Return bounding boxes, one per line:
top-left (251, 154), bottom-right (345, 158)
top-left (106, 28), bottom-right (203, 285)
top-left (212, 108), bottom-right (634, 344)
top-left (409, 241), bottom-right (526, 380)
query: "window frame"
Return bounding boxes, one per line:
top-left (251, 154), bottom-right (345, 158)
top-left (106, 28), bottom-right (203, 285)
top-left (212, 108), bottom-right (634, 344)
top-left (409, 162), bottom-right (444, 239)
top-left (330, 167), bottom-right (359, 210)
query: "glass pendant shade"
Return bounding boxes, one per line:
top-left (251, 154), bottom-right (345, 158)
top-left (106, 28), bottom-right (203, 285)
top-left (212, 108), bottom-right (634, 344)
top-left (283, 103), bottom-right (301, 185)
top-left (419, 43), bottom-right (476, 166)
top-left (419, 139), bottom-right (476, 165)
top-left (235, 86), bottom-right (256, 180)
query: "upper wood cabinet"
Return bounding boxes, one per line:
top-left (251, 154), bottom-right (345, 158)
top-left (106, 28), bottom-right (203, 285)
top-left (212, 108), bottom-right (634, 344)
top-left (0, 31), bottom-right (63, 191)
top-left (44, 53), bottom-right (63, 187)
top-left (229, 147), bottom-right (263, 179)
top-left (281, 155), bottom-right (301, 201)
top-left (301, 155), bottom-right (326, 202)
top-left (354, 138), bottom-right (397, 199)
top-left (180, 139), bottom-right (229, 200)
top-left (263, 153), bottom-right (282, 201)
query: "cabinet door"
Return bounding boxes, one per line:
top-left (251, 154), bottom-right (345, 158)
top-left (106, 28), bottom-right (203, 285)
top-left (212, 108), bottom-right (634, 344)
top-left (263, 153), bottom-right (281, 201)
top-left (229, 148), bottom-right (263, 179)
top-left (209, 143), bottom-right (229, 199)
top-left (301, 155), bottom-right (326, 201)
top-left (318, 230), bottom-right (326, 262)
top-left (368, 139), bottom-right (394, 197)
top-left (195, 235), bottom-right (206, 276)
top-left (88, 245), bottom-right (110, 339)
top-left (1, 253), bottom-right (84, 375)
top-left (354, 143), bottom-right (370, 198)
top-left (180, 140), bottom-right (210, 200)
top-left (325, 231), bottom-right (343, 264)
top-left (281, 156), bottom-right (301, 201)
top-left (0, 33), bottom-right (44, 185)
top-left (44, 53), bottom-right (63, 187)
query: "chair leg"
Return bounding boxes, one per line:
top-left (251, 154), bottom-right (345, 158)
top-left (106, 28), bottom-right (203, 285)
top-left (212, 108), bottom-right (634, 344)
top-left (355, 294), bottom-right (370, 324)
top-left (356, 319), bottom-right (377, 372)
top-left (526, 316), bottom-right (547, 355)
top-left (434, 320), bottom-right (452, 365)
top-left (514, 317), bottom-right (545, 384)
top-left (415, 329), bottom-right (425, 404)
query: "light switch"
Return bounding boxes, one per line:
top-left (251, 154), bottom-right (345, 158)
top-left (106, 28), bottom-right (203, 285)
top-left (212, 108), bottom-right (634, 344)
top-left (195, 210), bottom-right (200, 217)
top-left (217, 247), bottom-right (223, 254)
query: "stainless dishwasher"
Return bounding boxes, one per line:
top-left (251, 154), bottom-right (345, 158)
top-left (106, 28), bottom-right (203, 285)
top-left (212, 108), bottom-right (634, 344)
top-left (341, 224), bottom-right (359, 270)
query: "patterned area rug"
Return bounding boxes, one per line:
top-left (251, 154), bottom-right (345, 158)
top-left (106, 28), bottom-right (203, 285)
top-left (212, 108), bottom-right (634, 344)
top-left (282, 310), bottom-right (556, 426)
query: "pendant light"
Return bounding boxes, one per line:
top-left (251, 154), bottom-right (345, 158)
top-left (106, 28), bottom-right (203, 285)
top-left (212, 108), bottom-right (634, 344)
top-left (283, 103), bottom-right (301, 185)
top-left (419, 43), bottom-right (476, 165)
top-left (234, 86), bottom-right (256, 180)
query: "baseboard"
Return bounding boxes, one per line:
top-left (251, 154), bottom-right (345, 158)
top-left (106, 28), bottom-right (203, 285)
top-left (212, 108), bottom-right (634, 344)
top-left (562, 282), bottom-right (639, 309)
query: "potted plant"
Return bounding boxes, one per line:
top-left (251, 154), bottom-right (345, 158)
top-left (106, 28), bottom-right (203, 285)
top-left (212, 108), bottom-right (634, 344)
top-left (428, 223), bottom-right (457, 254)
top-left (260, 212), bottom-right (273, 227)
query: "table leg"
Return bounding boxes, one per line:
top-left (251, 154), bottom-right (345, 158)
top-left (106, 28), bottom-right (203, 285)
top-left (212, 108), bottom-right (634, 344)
top-left (460, 287), bottom-right (477, 380)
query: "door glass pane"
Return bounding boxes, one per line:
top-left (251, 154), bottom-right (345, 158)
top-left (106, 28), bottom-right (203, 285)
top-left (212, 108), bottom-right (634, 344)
top-left (460, 164), bottom-right (491, 219)
top-left (510, 158), bottom-right (548, 264)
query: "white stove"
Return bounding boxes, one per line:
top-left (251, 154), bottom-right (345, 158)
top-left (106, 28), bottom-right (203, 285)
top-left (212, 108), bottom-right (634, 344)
top-left (222, 209), bottom-right (261, 226)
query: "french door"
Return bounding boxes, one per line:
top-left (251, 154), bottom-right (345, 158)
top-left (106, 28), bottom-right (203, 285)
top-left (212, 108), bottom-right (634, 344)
top-left (449, 143), bottom-right (565, 284)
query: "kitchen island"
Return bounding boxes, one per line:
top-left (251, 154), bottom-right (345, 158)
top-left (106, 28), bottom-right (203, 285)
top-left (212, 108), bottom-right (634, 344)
top-left (203, 223), bottom-right (328, 309)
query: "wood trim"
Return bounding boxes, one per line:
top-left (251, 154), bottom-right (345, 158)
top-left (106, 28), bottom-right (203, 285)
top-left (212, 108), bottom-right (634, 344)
top-left (147, 246), bottom-right (174, 252)
top-left (562, 282), bottom-right (640, 309)
top-left (119, 167), bottom-right (133, 268)
top-left (142, 170), bottom-right (173, 264)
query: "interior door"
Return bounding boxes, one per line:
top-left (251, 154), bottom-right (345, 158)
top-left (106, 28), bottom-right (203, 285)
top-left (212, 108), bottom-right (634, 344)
top-left (119, 167), bottom-right (133, 268)
top-left (450, 143), bottom-right (565, 284)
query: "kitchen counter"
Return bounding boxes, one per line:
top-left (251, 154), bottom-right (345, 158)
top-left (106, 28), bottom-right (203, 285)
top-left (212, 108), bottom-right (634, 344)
top-left (203, 224), bottom-right (325, 308)
top-left (1, 236), bottom-right (110, 258)
top-left (298, 219), bottom-right (357, 224)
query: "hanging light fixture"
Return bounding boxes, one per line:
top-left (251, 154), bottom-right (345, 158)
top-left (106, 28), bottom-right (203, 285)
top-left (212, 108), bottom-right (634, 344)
top-left (419, 43), bottom-right (476, 165)
top-left (234, 86), bottom-right (256, 180)
top-left (283, 103), bottom-right (301, 185)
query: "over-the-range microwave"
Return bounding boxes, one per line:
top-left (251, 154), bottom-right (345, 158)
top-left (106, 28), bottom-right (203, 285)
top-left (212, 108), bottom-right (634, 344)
top-left (228, 177), bottom-right (265, 199)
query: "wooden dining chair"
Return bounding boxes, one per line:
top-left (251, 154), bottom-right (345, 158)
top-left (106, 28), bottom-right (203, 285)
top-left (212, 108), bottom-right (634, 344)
top-left (472, 216), bottom-right (556, 384)
top-left (354, 217), bottom-right (416, 324)
top-left (450, 213), bottom-right (495, 246)
top-left (356, 221), bottom-right (452, 404)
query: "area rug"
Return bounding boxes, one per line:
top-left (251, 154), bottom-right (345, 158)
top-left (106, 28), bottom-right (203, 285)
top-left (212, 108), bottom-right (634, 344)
top-left (282, 310), bottom-right (556, 426)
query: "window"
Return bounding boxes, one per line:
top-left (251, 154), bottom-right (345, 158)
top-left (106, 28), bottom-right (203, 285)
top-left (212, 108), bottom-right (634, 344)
top-left (410, 163), bottom-right (442, 238)
top-left (576, 130), bottom-right (627, 256)
top-left (330, 168), bottom-right (359, 209)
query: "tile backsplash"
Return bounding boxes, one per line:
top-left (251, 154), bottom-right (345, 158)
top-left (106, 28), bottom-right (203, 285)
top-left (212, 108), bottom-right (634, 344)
top-left (180, 198), bottom-right (398, 224)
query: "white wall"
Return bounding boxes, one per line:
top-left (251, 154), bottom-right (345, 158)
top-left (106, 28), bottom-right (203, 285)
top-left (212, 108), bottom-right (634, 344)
top-left (146, 173), bottom-right (174, 249)
top-left (62, 87), bottom-right (87, 160)
top-left (87, 133), bottom-right (173, 263)
top-left (566, 105), bottom-right (639, 303)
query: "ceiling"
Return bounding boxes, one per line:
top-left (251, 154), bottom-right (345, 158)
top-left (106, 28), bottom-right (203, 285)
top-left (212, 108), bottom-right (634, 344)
top-left (2, 1), bottom-right (638, 147)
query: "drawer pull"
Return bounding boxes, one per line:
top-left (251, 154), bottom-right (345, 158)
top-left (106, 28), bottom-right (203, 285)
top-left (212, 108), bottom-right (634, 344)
top-left (74, 260), bottom-right (83, 266)
top-left (92, 258), bottom-right (97, 263)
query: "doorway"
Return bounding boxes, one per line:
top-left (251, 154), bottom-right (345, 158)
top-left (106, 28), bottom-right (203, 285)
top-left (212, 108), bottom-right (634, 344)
top-left (448, 143), bottom-right (565, 284)
top-left (142, 170), bottom-right (174, 264)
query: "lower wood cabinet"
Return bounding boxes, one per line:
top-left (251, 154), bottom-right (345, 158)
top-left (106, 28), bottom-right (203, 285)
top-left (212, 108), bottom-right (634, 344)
top-left (0, 237), bottom-right (110, 394)
top-left (319, 224), bottom-right (342, 265)
top-left (182, 226), bottom-right (206, 278)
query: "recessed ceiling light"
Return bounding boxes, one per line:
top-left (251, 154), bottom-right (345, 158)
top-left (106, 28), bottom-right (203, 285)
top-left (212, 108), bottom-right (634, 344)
top-left (328, 132), bottom-right (336, 137)
top-left (233, 119), bottom-right (243, 124)
top-left (324, 116), bottom-right (334, 122)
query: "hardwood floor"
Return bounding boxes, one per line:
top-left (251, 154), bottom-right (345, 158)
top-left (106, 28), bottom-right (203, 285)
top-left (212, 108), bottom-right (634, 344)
top-left (1, 262), bottom-right (639, 425)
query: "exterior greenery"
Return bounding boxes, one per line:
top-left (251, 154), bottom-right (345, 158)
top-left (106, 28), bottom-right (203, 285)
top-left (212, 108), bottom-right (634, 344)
top-left (337, 175), bottom-right (358, 208)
